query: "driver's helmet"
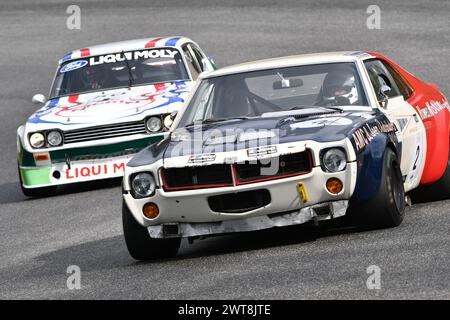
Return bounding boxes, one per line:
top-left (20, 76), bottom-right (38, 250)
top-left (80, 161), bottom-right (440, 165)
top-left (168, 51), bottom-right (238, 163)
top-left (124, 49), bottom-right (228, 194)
top-left (81, 66), bottom-right (107, 90)
top-left (322, 67), bottom-right (359, 105)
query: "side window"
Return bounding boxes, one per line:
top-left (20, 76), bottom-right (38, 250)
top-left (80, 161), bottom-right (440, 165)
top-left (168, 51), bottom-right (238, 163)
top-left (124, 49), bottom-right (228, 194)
top-left (382, 61), bottom-right (414, 100)
top-left (364, 59), bottom-right (402, 100)
top-left (182, 45), bottom-right (201, 80)
top-left (190, 46), bottom-right (208, 72)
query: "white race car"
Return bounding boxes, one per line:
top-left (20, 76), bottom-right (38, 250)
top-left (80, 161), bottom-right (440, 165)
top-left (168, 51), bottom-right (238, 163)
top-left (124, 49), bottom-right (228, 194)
top-left (17, 36), bottom-right (215, 197)
top-left (122, 51), bottom-right (450, 260)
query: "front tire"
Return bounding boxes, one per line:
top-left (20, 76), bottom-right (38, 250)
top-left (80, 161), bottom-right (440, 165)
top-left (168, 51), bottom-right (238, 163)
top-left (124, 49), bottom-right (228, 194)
top-left (353, 148), bottom-right (406, 230)
top-left (122, 201), bottom-right (180, 261)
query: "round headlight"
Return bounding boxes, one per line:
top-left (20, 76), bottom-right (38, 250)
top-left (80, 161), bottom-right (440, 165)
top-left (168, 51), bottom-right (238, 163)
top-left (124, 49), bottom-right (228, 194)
top-left (29, 132), bottom-right (45, 148)
top-left (146, 117), bottom-right (162, 133)
top-left (131, 172), bottom-right (156, 198)
top-left (322, 148), bottom-right (347, 172)
top-left (47, 130), bottom-right (63, 146)
top-left (163, 114), bottom-right (173, 129)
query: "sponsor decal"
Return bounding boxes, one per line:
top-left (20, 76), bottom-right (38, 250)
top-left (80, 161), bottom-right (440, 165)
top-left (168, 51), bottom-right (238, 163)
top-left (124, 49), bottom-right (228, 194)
top-left (238, 130), bottom-right (277, 142)
top-left (65, 162), bottom-right (125, 179)
top-left (188, 153), bottom-right (216, 164)
top-left (247, 145), bottom-right (277, 158)
top-left (290, 117), bottom-right (353, 129)
top-left (60, 60), bottom-right (88, 73)
top-left (417, 99), bottom-right (449, 120)
top-left (28, 82), bottom-right (189, 125)
top-left (352, 119), bottom-right (397, 152)
top-left (89, 49), bottom-right (178, 66)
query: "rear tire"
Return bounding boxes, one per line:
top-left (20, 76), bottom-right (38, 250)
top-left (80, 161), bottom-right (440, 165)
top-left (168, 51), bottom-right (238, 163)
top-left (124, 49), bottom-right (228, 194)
top-left (122, 201), bottom-right (180, 261)
top-left (352, 148), bottom-right (406, 230)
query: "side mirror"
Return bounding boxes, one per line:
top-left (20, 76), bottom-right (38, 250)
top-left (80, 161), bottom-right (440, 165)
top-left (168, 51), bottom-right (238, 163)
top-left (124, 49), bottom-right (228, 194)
top-left (201, 58), bottom-right (211, 72)
top-left (378, 85), bottom-right (391, 108)
top-left (32, 94), bottom-right (46, 105)
top-left (207, 56), bottom-right (217, 70)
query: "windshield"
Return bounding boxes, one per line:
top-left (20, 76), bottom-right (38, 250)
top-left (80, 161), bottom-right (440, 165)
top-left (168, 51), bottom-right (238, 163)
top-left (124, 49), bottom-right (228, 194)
top-left (177, 62), bottom-right (369, 128)
top-left (50, 48), bottom-right (189, 98)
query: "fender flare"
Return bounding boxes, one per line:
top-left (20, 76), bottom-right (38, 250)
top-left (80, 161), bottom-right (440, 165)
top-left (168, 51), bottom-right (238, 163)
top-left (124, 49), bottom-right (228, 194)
top-left (350, 133), bottom-right (400, 204)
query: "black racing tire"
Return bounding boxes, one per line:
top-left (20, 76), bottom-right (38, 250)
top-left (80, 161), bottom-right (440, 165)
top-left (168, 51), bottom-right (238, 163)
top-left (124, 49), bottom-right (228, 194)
top-left (122, 200), bottom-right (181, 261)
top-left (18, 166), bottom-right (57, 198)
top-left (352, 148), bottom-right (406, 230)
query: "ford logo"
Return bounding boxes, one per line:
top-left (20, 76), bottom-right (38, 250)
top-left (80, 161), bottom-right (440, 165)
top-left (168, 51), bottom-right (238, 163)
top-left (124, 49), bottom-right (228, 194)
top-left (60, 60), bottom-right (88, 73)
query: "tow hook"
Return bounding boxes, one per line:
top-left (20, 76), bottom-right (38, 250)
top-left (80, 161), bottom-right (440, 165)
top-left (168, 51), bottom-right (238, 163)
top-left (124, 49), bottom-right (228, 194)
top-left (65, 153), bottom-right (71, 170)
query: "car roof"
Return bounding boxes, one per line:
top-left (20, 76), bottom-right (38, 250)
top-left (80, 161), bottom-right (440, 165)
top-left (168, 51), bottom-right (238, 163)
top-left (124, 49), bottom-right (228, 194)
top-left (59, 36), bottom-right (193, 64)
top-left (201, 51), bottom-right (374, 79)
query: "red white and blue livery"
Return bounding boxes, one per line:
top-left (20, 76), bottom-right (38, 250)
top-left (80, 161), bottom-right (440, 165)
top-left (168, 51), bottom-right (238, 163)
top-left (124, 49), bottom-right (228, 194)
top-left (17, 36), bottom-right (215, 197)
top-left (121, 51), bottom-right (450, 260)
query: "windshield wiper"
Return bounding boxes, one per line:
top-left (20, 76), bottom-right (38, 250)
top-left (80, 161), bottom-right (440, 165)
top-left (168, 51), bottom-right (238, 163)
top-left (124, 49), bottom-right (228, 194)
top-left (203, 116), bottom-right (249, 123)
top-left (318, 106), bottom-right (344, 112)
top-left (184, 116), bottom-right (250, 128)
top-left (122, 51), bottom-right (134, 88)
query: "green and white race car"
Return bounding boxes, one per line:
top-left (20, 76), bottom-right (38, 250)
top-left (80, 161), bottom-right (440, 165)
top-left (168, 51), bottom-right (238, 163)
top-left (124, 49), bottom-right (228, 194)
top-left (17, 36), bottom-right (215, 197)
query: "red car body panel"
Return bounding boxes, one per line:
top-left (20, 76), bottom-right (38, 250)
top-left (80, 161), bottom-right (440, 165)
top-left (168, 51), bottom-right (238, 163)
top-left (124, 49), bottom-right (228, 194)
top-left (369, 52), bottom-right (450, 185)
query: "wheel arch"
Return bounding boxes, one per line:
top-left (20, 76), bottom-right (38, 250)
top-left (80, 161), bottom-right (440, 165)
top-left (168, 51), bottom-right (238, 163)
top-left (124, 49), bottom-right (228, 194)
top-left (350, 133), bottom-right (400, 204)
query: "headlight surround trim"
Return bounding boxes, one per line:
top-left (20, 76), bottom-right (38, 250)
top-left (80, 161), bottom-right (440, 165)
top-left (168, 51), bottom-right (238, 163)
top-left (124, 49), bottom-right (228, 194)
top-left (320, 147), bottom-right (347, 173)
top-left (130, 172), bottom-right (157, 199)
top-left (145, 116), bottom-right (163, 133)
top-left (47, 130), bottom-right (63, 147)
top-left (163, 114), bottom-right (173, 129)
top-left (29, 132), bottom-right (46, 149)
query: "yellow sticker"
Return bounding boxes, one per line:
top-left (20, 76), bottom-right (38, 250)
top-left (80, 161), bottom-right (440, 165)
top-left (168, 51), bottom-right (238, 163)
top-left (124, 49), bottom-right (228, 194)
top-left (297, 182), bottom-right (308, 204)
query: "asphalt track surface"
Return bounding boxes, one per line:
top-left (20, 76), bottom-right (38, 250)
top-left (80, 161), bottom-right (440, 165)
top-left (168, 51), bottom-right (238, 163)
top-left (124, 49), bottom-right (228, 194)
top-left (0, 0), bottom-right (449, 299)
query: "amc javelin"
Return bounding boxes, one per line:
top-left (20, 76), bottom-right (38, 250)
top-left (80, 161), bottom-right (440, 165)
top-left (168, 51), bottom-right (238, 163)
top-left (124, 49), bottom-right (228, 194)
top-left (17, 36), bottom-right (215, 197)
top-left (122, 51), bottom-right (450, 260)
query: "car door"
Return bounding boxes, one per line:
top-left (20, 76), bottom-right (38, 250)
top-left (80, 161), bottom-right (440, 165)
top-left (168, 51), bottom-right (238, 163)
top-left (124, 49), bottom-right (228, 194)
top-left (364, 59), bottom-right (427, 192)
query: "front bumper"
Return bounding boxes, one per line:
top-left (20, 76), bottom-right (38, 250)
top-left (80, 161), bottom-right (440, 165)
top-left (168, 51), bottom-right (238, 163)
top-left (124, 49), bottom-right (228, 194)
top-left (18, 135), bottom-right (164, 188)
top-left (146, 200), bottom-right (349, 239)
top-left (123, 162), bottom-right (358, 231)
top-left (19, 155), bottom-right (133, 188)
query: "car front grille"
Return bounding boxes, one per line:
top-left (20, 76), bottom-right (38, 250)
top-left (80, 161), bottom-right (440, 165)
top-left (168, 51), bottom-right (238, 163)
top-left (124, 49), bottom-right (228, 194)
top-left (63, 120), bottom-right (147, 144)
top-left (208, 189), bottom-right (271, 213)
top-left (234, 152), bottom-right (312, 184)
top-left (161, 150), bottom-right (313, 192)
top-left (161, 164), bottom-right (233, 191)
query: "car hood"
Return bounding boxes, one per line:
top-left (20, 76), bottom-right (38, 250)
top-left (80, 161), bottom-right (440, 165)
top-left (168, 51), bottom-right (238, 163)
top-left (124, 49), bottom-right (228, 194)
top-left (25, 81), bottom-right (193, 132)
top-left (162, 110), bottom-right (377, 159)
